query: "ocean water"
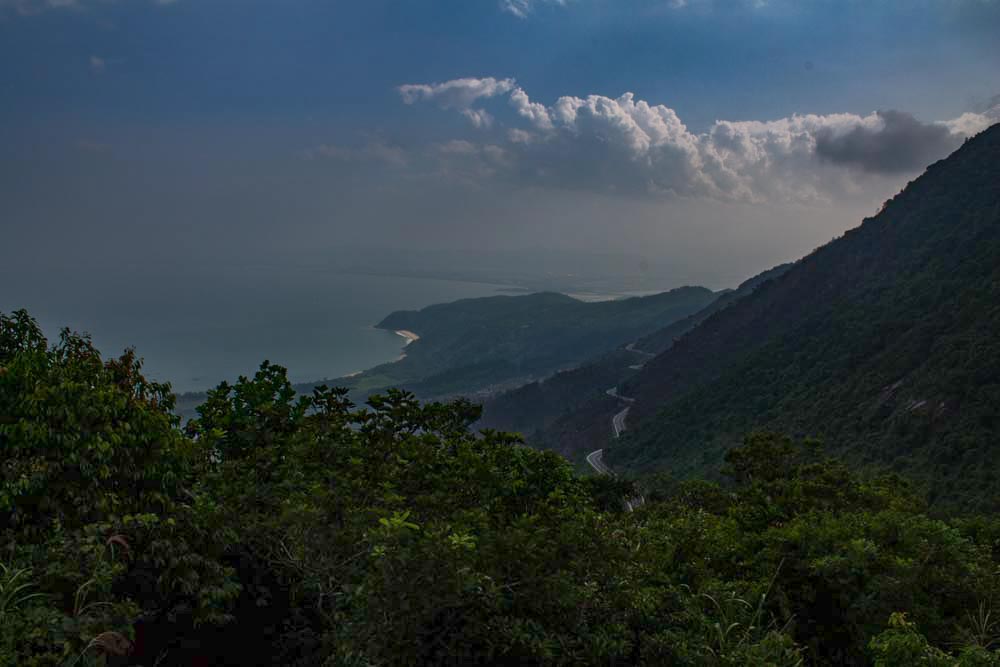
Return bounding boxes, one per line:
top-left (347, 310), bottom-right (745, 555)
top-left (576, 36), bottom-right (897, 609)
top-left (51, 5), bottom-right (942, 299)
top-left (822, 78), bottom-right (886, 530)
top-left (2, 266), bottom-right (505, 394)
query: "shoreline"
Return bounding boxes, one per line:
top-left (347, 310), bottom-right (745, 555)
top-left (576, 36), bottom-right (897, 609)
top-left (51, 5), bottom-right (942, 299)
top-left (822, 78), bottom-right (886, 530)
top-left (395, 329), bottom-right (420, 346)
top-left (392, 330), bottom-right (420, 362)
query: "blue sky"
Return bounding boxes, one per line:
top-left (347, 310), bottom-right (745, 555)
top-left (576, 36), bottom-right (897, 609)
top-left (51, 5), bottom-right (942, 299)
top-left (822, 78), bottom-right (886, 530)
top-left (4, 1), bottom-right (998, 128)
top-left (2, 0), bottom-right (999, 287)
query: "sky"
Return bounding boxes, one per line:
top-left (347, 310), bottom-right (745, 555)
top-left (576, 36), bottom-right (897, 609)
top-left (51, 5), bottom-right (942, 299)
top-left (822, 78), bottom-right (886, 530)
top-left (2, 0), bottom-right (999, 290)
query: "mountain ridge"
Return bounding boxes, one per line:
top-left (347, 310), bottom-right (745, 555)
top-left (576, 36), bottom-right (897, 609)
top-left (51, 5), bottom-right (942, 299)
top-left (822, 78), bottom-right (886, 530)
top-left (601, 124), bottom-right (1000, 507)
top-left (478, 264), bottom-right (793, 452)
top-left (314, 285), bottom-right (718, 402)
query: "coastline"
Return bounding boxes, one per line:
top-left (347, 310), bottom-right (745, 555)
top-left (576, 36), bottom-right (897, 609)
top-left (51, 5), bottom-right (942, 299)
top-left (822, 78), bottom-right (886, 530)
top-left (395, 329), bottom-right (420, 346)
top-left (393, 330), bottom-right (420, 362)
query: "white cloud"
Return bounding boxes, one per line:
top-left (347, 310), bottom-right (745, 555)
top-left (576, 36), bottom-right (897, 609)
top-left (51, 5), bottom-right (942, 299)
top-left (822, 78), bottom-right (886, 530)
top-left (941, 107), bottom-right (1000, 137)
top-left (397, 77), bottom-right (516, 109)
top-left (399, 77), bottom-right (997, 203)
top-left (510, 87), bottom-right (553, 130)
top-left (461, 108), bottom-right (495, 129)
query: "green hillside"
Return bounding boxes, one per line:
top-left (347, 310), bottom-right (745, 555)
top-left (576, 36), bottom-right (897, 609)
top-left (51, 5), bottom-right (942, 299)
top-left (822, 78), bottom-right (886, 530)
top-left (8, 310), bottom-right (1000, 665)
top-left (323, 286), bottom-right (717, 401)
top-left (479, 264), bottom-right (793, 447)
top-left (603, 124), bottom-right (1000, 509)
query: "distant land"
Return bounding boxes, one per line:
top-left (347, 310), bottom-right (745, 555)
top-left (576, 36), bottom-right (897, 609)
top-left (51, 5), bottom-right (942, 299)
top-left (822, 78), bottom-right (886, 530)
top-left (478, 262), bottom-right (794, 456)
top-left (295, 286), bottom-right (718, 404)
top-left (532, 123), bottom-right (1000, 510)
top-left (170, 281), bottom-right (716, 420)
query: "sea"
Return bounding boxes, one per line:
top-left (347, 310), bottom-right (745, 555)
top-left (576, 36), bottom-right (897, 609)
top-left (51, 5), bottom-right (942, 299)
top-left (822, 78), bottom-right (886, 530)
top-left (2, 266), bottom-right (506, 394)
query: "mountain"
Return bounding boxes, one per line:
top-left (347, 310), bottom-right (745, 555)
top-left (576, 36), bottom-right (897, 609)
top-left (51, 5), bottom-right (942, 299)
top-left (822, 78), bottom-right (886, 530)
top-left (595, 124), bottom-right (1000, 508)
top-left (316, 286), bottom-right (717, 401)
top-left (478, 264), bottom-right (792, 446)
top-left (632, 262), bottom-right (794, 355)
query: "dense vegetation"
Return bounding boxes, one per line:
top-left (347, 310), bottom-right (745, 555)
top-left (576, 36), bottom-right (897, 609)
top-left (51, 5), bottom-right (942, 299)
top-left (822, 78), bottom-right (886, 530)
top-left (479, 264), bottom-right (792, 457)
top-left (477, 347), bottom-right (637, 447)
top-left (594, 124), bottom-right (1000, 509)
top-left (5, 310), bottom-right (1000, 666)
top-left (170, 286), bottom-right (717, 422)
top-left (330, 287), bottom-right (717, 402)
top-left (631, 264), bottom-right (793, 357)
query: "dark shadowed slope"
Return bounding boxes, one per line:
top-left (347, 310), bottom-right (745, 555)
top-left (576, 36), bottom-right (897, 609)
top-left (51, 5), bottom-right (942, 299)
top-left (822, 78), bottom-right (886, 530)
top-left (603, 124), bottom-right (1000, 508)
top-left (478, 264), bottom-right (792, 449)
top-left (321, 286), bottom-right (717, 401)
top-left (632, 263), bottom-right (793, 355)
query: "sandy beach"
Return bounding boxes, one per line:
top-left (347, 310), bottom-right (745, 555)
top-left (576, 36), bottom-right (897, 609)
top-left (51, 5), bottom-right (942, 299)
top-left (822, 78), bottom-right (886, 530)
top-left (395, 330), bottom-right (420, 345)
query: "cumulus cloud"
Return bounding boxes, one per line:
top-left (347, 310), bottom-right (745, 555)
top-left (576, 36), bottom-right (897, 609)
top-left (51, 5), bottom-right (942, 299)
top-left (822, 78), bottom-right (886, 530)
top-left (942, 101), bottom-right (1000, 137)
top-left (814, 110), bottom-right (962, 173)
top-left (397, 77), bottom-right (515, 109)
top-left (510, 88), bottom-right (553, 130)
top-left (461, 108), bottom-right (495, 129)
top-left (399, 78), bottom-right (998, 203)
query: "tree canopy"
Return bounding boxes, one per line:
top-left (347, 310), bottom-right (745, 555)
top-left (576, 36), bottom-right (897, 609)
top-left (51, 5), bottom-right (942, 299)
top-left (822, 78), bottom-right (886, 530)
top-left (3, 309), bottom-right (1000, 665)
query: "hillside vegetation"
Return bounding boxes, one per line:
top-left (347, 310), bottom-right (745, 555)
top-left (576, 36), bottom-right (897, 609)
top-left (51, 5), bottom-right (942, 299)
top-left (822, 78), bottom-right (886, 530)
top-left (602, 123), bottom-right (1000, 509)
top-left (326, 287), bottom-right (716, 401)
top-left (480, 264), bottom-right (792, 460)
top-left (5, 310), bottom-right (1000, 665)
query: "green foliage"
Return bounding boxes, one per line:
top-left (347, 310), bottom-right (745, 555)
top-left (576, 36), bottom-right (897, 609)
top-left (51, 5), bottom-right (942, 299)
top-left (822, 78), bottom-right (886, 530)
top-left (0, 310), bottom-right (237, 665)
top-left (0, 309), bottom-right (190, 531)
top-left (606, 124), bottom-right (1000, 509)
top-left (480, 264), bottom-right (793, 445)
top-left (6, 307), bottom-right (1000, 665)
top-left (869, 612), bottom-right (1000, 666)
top-left (327, 285), bottom-right (717, 402)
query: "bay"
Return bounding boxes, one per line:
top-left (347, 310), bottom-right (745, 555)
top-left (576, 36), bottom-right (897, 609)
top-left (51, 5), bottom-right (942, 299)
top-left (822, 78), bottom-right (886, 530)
top-left (1, 265), bottom-right (506, 394)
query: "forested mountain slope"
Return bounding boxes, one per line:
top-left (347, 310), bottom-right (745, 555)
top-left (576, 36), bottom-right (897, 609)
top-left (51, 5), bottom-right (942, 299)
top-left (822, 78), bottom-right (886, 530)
top-left (327, 286), bottom-right (716, 400)
top-left (605, 123), bottom-right (1000, 508)
top-left (478, 264), bottom-right (791, 447)
top-left (378, 287), bottom-right (715, 373)
top-left (633, 263), bottom-right (793, 355)
top-left (9, 310), bottom-right (1000, 665)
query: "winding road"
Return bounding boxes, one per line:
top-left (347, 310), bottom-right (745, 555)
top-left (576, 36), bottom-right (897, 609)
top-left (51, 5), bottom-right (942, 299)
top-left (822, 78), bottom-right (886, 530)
top-left (625, 342), bottom-right (656, 370)
top-left (585, 448), bottom-right (614, 476)
top-left (587, 362), bottom-right (646, 509)
top-left (611, 405), bottom-right (630, 438)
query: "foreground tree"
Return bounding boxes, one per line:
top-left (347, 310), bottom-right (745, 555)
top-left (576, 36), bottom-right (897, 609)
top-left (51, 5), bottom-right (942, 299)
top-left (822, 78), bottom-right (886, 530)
top-left (0, 310), bottom-right (237, 666)
top-left (3, 309), bottom-right (1000, 665)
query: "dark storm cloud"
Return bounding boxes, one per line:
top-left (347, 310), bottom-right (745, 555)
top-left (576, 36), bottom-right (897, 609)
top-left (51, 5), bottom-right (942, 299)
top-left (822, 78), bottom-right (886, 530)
top-left (814, 110), bottom-right (962, 174)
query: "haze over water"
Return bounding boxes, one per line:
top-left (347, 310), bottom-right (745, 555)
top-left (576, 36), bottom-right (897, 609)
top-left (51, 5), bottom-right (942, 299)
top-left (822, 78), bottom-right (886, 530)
top-left (1, 266), bottom-right (505, 394)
